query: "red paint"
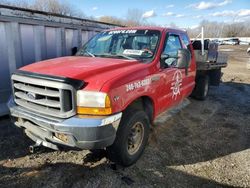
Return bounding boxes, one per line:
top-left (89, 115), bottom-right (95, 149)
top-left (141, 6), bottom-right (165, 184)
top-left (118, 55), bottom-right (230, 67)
top-left (20, 27), bottom-right (196, 120)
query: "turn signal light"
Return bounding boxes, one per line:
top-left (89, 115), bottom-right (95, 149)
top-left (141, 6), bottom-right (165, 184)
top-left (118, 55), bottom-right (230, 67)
top-left (77, 107), bottom-right (112, 115)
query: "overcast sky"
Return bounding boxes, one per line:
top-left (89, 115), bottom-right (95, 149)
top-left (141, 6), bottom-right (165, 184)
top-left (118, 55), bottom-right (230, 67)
top-left (70, 0), bottom-right (250, 28)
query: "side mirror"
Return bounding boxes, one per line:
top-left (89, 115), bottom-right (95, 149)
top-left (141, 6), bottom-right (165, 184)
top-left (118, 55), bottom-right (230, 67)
top-left (176, 49), bottom-right (191, 71)
top-left (160, 54), bottom-right (169, 68)
top-left (71, 47), bottom-right (78, 56)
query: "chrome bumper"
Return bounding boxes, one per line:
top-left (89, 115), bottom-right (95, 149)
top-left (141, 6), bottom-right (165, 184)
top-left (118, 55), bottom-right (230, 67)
top-left (8, 98), bottom-right (122, 150)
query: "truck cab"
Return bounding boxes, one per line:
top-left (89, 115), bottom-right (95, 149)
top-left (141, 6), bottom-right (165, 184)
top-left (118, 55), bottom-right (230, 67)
top-left (8, 27), bottom-right (225, 166)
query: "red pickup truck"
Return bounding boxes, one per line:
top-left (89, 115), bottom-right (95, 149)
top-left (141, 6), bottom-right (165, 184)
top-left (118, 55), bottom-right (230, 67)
top-left (8, 27), bottom-right (227, 166)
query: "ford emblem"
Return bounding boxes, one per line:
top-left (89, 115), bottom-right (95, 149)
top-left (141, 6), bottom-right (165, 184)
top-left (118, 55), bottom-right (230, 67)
top-left (27, 92), bottom-right (36, 100)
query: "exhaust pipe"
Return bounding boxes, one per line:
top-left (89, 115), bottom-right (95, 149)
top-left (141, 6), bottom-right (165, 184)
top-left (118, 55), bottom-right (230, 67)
top-left (29, 141), bottom-right (42, 153)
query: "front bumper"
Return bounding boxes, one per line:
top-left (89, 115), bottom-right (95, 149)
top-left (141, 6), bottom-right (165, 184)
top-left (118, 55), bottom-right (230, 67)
top-left (8, 98), bottom-right (122, 150)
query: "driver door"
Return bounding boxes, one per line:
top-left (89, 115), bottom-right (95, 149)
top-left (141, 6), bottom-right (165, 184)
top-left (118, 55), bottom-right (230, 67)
top-left (157, 33), bottom-right (185, 113)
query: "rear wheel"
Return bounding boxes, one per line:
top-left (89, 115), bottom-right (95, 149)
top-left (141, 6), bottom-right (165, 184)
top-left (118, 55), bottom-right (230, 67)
top-left (209, 68), bottom-right (221, 86)
top-left (106, 109), bottom-right (150, 166)
top-left (191, 75), bottom-right (209, 100)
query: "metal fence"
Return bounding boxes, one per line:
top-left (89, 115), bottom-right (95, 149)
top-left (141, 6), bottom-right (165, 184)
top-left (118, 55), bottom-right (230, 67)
top-left (0, 5), bottom-right (119, 116)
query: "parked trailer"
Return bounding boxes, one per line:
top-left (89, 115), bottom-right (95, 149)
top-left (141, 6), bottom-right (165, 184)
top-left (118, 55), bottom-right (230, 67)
top-left (0, 5), bottom-right (119, 116)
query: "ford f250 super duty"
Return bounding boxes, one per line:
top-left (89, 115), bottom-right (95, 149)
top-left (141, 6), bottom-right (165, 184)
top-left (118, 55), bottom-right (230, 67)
top-left (8, 27), bottom-right (227, 166)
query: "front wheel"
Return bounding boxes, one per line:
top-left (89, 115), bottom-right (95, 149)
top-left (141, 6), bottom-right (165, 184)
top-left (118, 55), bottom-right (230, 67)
top-left (106, 109), bottom-right (150, 166)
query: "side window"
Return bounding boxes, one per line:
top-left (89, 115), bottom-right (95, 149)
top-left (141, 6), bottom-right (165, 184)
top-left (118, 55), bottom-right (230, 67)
top-left (180, 33), bottom-right (191, 52)
top-left (163, 34), bottom-right (182, 67)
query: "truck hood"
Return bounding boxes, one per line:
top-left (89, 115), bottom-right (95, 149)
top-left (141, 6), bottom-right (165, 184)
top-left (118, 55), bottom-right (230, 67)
top-left (20, 56), bottom-right (144, 90)
top-left (21, 56), bottom-right (141, 79)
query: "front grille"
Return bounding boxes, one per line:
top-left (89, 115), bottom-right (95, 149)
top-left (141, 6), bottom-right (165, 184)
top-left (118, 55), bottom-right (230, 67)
top-left (12, 74), bottom-right (76, 118)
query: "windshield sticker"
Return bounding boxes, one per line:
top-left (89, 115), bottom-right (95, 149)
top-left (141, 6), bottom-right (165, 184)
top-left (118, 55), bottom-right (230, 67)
top-left (123, 49), bottom-right (144, 56)
top-left (108, 30), bottom-right (137, 35)
top-left (171, 70), bottom-right (182, 100)
top-left (126, 78), bottom-right (151, 92)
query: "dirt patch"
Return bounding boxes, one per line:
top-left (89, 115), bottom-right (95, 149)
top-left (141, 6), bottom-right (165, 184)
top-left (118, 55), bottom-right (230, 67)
top-left (0, 45), bottom-right (250, 188)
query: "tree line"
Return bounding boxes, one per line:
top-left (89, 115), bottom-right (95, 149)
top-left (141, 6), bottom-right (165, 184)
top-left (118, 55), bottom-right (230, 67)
top-left (0, 0), bottom-right (84, 17)
top-left (187, 20), bottom-right (250, 38)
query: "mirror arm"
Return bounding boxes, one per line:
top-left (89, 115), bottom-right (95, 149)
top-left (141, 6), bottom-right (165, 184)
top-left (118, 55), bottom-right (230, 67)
top-left (185, 67), bottom-right (188, 76)
top-left (160, 59), bottom-right (169, 69)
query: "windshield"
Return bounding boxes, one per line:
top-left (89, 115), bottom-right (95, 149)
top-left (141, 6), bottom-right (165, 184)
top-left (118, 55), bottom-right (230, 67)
top-left (76, 29), bottom-right (160, 60)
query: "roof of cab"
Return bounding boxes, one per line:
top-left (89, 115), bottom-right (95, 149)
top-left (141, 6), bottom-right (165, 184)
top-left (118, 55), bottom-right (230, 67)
top-left (106, 26), bottom-right (187, 33)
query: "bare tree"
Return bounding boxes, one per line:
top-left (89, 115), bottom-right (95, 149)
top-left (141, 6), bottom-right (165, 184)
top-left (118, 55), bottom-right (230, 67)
top-left (0, 0), bottom-right (155, 26)
top-left (125, 9), bottom-right (144, 26)
top-left (0, 0), bottom-right (29, 8)
top-left (0, 0), bottom-right (85, 18)
top-left (98, 9), bottom-right (157, 27)
top-left (32, 0), bottom-right (85, 17)
top-left (187, 20), bottom-right (250, 38)
top-left (99, 16), bottom-right (124, 26)
top-left (224, 23), bottom-right (245, 37)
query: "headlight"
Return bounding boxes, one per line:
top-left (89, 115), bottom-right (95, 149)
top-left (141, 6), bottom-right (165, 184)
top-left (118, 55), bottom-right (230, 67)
top-left (76, 91), bottom-right (112, 115)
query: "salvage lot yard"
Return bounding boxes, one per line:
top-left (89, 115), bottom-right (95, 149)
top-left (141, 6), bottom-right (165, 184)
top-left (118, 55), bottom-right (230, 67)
top-left (0, 45), bottom-right (250, 188)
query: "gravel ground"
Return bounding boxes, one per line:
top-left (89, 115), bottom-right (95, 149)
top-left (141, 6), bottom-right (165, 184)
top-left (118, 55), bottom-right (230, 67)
top-left (0, 45), bottom-right (250, 188)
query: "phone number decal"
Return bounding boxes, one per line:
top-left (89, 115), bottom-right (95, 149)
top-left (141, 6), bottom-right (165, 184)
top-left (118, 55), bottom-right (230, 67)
top-left (126, 78), bottom-right (151, 92)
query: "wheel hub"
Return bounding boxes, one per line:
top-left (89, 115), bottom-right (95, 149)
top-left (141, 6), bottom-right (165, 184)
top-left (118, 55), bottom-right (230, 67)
top-left (127, 122), bottom-right (144, 155)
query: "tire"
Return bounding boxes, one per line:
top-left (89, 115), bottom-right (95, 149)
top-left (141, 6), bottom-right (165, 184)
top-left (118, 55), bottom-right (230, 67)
top-left (191, 75), bottom-right (209, 100)
top-left (106, 109), bottom-right (150, 166)
top-left (209, 68), bottom-right (221, 86)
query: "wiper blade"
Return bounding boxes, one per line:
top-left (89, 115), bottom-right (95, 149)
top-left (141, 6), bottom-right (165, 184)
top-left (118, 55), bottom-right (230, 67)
top-left (77, 50), bottom-right (95, 57)
top-left (85, 51), bottom-right (95, 57)
top-left (112, 54), bottom-right (136, 60)
top-left (96, 53), bottom-right (135, 60)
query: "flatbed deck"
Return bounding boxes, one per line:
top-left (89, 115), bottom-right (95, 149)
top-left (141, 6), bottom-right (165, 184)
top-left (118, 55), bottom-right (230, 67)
top-left (194, 50), bottom-right (228, 71)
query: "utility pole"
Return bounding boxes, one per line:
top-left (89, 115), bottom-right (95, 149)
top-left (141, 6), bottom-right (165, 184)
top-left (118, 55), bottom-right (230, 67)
top-left (201, 27), bottom-right (204, 56)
